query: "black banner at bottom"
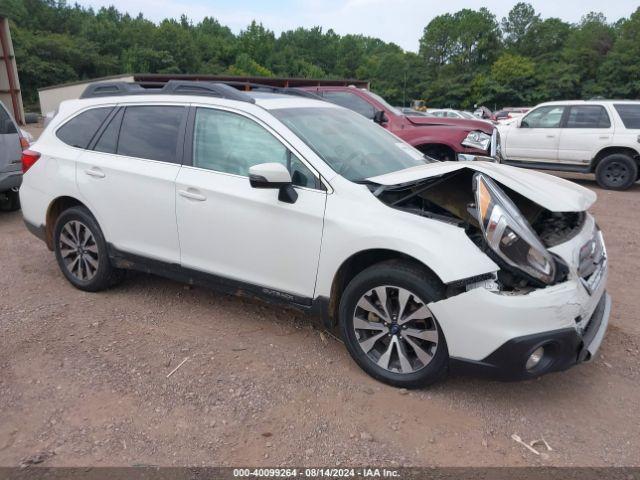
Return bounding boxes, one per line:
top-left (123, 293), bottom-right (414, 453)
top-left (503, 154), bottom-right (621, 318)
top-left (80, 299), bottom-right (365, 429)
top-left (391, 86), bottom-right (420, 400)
top-left (0, 467), bottom-right (638, 480)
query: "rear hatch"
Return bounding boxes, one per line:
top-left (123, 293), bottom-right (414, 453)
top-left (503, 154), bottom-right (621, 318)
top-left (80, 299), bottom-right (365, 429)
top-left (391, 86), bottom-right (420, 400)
top-left (0, 102), bottom-right (22, 174)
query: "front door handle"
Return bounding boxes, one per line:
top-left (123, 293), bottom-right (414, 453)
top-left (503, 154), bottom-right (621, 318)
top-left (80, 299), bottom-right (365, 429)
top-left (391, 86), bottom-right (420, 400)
top-left (84, 168), bottom-right (105, 178)
top-left (178, 189), bottom-right (206, 201)
top-left (546, 134), bottom-right (556, 139)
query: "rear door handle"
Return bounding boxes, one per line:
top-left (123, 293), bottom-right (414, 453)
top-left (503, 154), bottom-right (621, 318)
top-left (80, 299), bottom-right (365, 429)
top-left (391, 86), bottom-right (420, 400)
top-left (546, 135), bottom-right (556, 138)
top-left (178, 189), bottom-right (206, 201)
top-left (84, 168), bottom-right (105, 178)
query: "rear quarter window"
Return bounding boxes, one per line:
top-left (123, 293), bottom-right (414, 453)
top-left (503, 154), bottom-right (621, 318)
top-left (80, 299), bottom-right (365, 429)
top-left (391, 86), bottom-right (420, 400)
top-left (56, 107), bottom-right (113, 149)
top-left (0, 103), bottom-right (18, 135)
top-left (614, 104), bottom-right (640, 129)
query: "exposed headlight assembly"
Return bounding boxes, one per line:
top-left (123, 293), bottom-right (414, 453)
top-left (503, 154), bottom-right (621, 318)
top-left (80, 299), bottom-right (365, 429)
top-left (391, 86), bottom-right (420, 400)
top-left (474, 173), bottom-right (556, 285)
top-left (462, 130), bottom-right (491, 151)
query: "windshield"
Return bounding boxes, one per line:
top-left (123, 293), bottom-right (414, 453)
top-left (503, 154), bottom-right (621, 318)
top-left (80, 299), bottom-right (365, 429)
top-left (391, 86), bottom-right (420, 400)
top-left (363, 91), bottom-right (403, 116)
top-left (272, 107), bottom-right (430, 181)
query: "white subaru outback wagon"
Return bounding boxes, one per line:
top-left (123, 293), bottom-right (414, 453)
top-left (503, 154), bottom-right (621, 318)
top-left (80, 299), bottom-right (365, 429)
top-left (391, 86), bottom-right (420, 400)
top-left (20, 81), bottom-right (610, 387)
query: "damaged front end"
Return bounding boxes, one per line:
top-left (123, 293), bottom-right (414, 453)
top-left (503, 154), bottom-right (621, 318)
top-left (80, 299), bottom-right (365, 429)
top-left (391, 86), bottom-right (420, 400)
top-left (368, 165), bottom-right (610, 378)
top-left (370, 167), bottom-right (587, 292)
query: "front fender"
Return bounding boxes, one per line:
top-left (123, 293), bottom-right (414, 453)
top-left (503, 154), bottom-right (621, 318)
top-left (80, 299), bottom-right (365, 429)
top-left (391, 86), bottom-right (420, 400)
top-left (314, 180), bottom-right (498, 298)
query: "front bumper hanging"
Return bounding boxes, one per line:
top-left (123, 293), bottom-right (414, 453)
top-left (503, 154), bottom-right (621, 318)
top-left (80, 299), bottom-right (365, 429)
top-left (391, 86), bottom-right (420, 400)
top-left (449, 291), bottom-right (611, 381)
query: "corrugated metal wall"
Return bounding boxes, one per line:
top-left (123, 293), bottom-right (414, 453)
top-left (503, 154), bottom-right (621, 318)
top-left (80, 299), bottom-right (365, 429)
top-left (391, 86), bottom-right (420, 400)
top-left (0, 16), bottom-right (24, 125)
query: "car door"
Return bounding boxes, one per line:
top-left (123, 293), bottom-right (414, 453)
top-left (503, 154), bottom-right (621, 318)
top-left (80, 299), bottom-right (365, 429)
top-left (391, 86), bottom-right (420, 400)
top-left (504, 105), bottom-right (565, 162)
top-left (175, 106), bottom-right (326, 301)
top-left (75, 104), bottom-right (186, 264)
top-left (558, 105), bottom-right (613, 165)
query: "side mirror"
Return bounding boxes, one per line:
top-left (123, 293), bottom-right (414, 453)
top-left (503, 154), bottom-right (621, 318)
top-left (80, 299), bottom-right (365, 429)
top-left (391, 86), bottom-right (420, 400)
top-left (518, 117), bottom-right (527, 128)
top-left (248, 163), bottom-right (298, 204)
top-left (373, 110), bottom-right (388, 125)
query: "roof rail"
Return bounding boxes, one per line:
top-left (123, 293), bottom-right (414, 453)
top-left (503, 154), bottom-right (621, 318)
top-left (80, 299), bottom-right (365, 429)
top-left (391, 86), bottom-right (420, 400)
top-left (80, 80), bottom-right (256, 104)
top-left (219, 81), bottom-right (324, 100)
top-left (80, 82), bottom-right (145, 98)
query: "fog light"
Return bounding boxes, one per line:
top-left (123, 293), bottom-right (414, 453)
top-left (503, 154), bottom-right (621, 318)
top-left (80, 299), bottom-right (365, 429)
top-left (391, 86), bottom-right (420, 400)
top-left (526, 347), bottom-right (545, 370)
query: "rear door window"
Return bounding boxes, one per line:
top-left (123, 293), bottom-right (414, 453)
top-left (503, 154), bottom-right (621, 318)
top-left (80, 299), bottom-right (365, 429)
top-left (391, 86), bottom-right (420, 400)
top-left (56, 107), bottom-right (113, 148)
top-left (565, 105), bottom-right (611, 128)
top-left (322, 91), bottom-right (376, 119)
top-left (117, 106), bottom-right (185, 163)
top-left (614, 104), bottom-right (640, 129)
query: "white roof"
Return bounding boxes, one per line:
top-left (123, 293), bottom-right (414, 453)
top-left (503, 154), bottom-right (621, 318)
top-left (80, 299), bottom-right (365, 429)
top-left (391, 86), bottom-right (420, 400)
top-left (537, 99), bottom-right (640, 107)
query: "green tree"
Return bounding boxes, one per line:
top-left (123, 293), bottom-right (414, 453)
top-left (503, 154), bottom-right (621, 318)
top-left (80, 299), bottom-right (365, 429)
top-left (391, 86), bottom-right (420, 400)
top-left (4, 0), bottom-right (640, 111)
top-left (228, 53), bottom-right (273, 77)
top-left (238, 21), bottom-right (275, 66)
top-left (501, 3), bottom-right (540, 50)
top-left (563, 12), bottom-right (615, 95)
top-left (599, 7), bottom-right (640, 97)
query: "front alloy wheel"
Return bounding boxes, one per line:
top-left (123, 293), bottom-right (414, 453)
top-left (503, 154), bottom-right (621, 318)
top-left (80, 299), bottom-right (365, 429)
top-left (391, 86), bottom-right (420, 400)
top-left (340, 260), bottom-right (449, 388)
top-left (353, 286), bottom-right (439, 374)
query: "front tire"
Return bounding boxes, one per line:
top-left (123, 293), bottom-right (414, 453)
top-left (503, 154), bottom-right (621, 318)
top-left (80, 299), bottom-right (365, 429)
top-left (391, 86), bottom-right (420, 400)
top-left (53, 206), bottom-right (123, 292)
top-left (419, 145), bottom-right (455, 162)
top-left (339, 260), bottom-right (449, 388)
top-left (595, 154), bottom-right (638, 190)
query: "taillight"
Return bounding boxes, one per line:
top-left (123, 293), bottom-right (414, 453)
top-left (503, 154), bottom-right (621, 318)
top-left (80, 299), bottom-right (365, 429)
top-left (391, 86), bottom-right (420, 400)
top-left (22, 149), bottom-right (41, 173)
top-left (20, 136), bottom-right (30, 150)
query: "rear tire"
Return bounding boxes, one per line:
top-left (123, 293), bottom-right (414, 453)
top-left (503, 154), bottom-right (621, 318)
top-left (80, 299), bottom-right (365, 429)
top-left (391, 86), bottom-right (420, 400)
top-left (595, 154), bottom-right (638, 190)
top-left (53, 206), bottom-right (124, 292)
top-left (0, 189), bottom-right (20, 212)
top-left (339, 260), bottom-right (449, 388)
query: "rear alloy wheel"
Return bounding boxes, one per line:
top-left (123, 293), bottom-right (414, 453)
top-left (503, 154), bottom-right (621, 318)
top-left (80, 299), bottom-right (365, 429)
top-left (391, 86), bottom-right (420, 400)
top-left (58, 220), bottom-right (100, 282)
top-left (595, 154), bottom-right (638, 190)
top-left (340, 261), bottom-right (448, 388)
top-left (54, 206), bottom-right (123, 291)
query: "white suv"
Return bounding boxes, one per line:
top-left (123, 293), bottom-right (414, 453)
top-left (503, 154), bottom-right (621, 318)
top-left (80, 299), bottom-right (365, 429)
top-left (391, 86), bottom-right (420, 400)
top-left (499, 100), bottom-right (640, 190)
top-left (20, 81), bottom-right (610, 387)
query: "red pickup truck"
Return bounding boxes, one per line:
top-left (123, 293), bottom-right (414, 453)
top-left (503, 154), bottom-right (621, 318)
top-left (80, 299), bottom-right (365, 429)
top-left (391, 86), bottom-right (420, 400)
top-left (298, 86), bottom-right (500, 162)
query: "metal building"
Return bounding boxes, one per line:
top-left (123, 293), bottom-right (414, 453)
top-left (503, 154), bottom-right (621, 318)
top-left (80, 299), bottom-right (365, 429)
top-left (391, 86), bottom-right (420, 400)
top-left (0, 16), bottom-right (24, 125)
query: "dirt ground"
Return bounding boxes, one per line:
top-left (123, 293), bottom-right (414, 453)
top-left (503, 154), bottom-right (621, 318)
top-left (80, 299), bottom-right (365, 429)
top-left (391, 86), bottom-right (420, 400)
top-left (1, 124), bottom-right (639, 467)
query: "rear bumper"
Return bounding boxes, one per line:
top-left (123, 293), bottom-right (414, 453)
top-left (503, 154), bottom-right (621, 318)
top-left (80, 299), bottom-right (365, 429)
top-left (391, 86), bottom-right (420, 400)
top-left (24, 218), bottom-right (47, 243)
top-left (449, 292), bottom-right (611, 380)
top-left (0, 170), bottom-right (22, 192)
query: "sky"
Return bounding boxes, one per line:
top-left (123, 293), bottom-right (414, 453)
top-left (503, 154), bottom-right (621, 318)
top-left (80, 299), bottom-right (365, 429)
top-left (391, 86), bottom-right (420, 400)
top-left (79, 0), bottom-right (640, 52)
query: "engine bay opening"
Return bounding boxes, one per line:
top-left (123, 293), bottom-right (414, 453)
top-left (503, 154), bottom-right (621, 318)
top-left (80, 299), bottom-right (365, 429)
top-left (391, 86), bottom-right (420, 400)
top-left (370, 168), bottom-right (585, 291)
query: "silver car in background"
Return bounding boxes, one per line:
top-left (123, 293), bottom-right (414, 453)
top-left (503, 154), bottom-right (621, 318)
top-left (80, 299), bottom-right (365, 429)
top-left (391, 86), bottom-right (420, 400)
top-left (0, 100), bottom-right (24, 211)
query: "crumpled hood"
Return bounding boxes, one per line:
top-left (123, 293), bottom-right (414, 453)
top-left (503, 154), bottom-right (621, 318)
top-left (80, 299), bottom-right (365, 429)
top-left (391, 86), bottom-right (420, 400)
top-left (367, 161), bottom-right (596, 212)
top-left (406, 115), bottom-right (493, 133)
